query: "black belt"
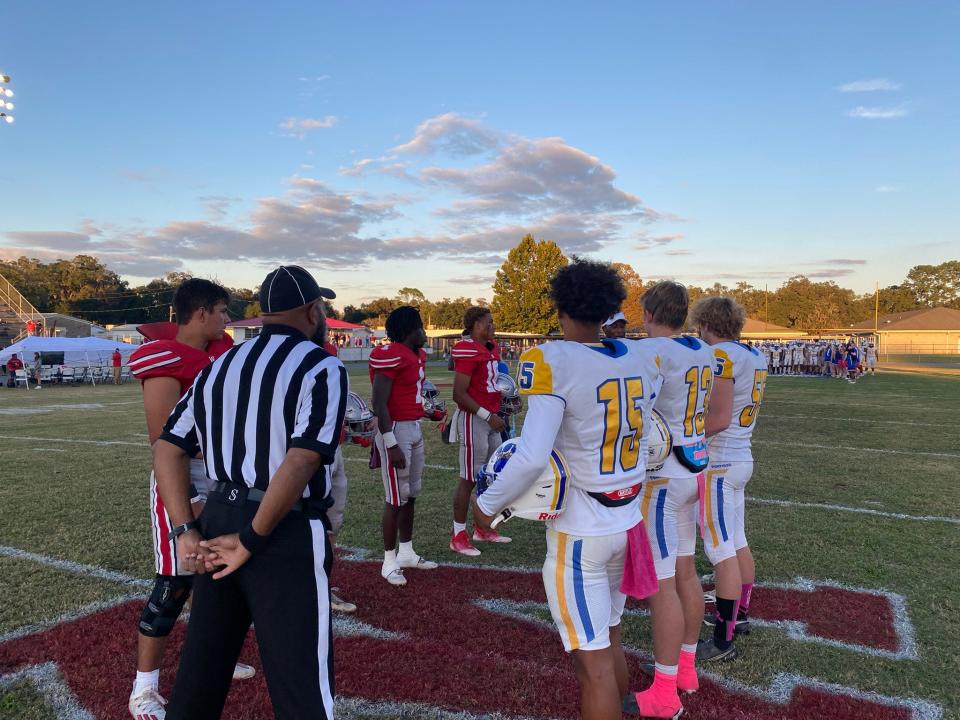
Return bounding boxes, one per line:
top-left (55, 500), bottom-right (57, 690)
top-left (210, 482), bottom-right (306, 512)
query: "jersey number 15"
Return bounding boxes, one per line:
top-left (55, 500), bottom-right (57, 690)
top-left (597, 377), bottom-right (645, 475)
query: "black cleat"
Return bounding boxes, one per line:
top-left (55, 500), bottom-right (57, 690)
top-left (696, 637), bottom-right (738, 662)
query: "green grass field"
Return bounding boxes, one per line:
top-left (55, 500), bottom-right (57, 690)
top-left (1, 367), bottom-right (958, 719)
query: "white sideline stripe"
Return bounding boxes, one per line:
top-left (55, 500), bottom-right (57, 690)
top-left (0, 662), bottom-right (95, 720)
top-left (745, 496), bottom-right (960, 525)
top-left (0, 434), bottom-right (142, 447)
top-left (0, 546), bottom-right (152, 588)
top-left (763, 413), bottom-right (942, 428)
top-left (755, 439), bottom-right (960, 459)
top-left (341, 457), bottom-right (960, 524)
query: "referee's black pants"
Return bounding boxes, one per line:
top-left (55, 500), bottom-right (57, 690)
top-left (166, 493), bottom-right (334, 720)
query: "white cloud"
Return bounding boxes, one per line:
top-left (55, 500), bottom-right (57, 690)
top-left (847, 105), bottom-right (908, 119)
top-left (874, 185), bottom-right (899, 193)
top-left (391, 113), bottom-right (501, 156)
top-left (279, 116), bottom-right (338, 138)
top-left (837, 78), bottom-right (901, 93)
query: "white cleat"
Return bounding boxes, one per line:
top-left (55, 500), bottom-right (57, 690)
top-left (397, 553), bottom-right (438, 570)
top-left (232, 662), bottom-right (256, 680)
top-left (129, 687), bottom-right (166, 719)
top-left (381, 564), bottom-right (407, 586)
top-left (331, 590), bottom-right (357, 613)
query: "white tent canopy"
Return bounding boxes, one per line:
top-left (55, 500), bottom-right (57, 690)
top-left (0, 336), bottom-right (139, 366)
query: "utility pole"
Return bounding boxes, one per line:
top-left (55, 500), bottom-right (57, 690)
top-left (169, 305), bottom-right (174, 323)
top-left (765, 284), bottom-right (769, 330)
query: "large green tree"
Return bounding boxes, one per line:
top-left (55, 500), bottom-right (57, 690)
top-left (610, 262), bottom-right (646, 332)
top-left (491, 235), bottom-right (567, 334)
top-left (903, 261), bottom-right (960, 308)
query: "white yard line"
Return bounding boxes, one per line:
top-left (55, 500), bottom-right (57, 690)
top-left (762, 414), bottom-right (943, 428)
top-left (0, 434), bottom-right (143, 447)
top-left (745, 497), bottom-right (960, 525)
top-left (754, 438), bottom-right (960, 459)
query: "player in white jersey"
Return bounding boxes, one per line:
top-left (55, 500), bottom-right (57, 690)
top-left (691, 297), bottom-right (766, 662)
top-left (865, 341), bottom-right (878, 374)
top-left (635, 281), bottom-right (714, 710)
top-left (475, 259), bottom-right (664, 720)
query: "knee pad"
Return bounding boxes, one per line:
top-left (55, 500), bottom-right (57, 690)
top-left (138, 575), bottom-right (192, 638)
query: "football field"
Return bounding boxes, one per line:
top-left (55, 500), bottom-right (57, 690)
top-left (1, 368), bottom-right (958, 720)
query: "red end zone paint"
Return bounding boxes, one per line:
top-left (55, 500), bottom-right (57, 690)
top-left (0, 561), bottom-right (927, 719)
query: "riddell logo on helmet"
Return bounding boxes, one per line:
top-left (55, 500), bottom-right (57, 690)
top-left (537, 511), bottom-right (561, 521)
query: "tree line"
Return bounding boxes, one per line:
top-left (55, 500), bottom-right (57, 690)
top-left (1, 244), bottom-right (957, 333)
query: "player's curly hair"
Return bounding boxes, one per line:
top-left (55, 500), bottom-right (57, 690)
top-left (641, 280), bottom-right (688, 330)
top-left (690, 296), bottom-right (747, 340)
top-left (386, 306), bottom-right (424, 343)
top-left (549, 258), bottom-right (626, 324)
top-left (463, 306), bottom-right (492, 334)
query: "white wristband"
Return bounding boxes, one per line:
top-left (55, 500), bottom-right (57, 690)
top-left (476, 407), bottom-right (491, 422)
top-left (382, 431), bottom-right (399, 448)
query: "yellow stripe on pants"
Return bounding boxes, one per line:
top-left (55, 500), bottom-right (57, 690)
top-left (554, 531), bottom-right (579, 650)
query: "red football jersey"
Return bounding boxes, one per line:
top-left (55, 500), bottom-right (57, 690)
top-left (451, 338), bottom-right (501, 414)
top-left (128, 336), bottom-right (234, 394)
top-left (368, 342), bottom-right (426, 421)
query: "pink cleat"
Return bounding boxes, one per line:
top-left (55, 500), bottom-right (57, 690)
top-left (449, 530), bottom-right (481, 556)
top-left (633, 687), bottom-right (683, 719)
top-left (472, 526), bottom-right (512, 543)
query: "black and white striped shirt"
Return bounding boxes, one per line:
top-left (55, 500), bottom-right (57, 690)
top-left (160, 324), bottom-right (349, 501)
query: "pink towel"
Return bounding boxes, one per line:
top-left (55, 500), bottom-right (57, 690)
top-left (620, 519), bottom-right (659, 600)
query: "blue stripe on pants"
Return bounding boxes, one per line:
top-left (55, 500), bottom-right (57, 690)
top-left (717, 477), bottom-right (729, 542)
top-left (655, 488), bottom-right (668, 558)
top-left (571, 540), bottom-right (595, 643)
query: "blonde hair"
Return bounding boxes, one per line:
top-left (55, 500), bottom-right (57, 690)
top-left (690, 296), bottom-right (747, 339)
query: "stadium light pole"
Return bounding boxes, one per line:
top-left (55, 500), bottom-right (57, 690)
top-left (0, 73), bottom-right (14, 125)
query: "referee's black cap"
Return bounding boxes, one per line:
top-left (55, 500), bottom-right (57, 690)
top-left (259, 265), bottom-right (336, 313)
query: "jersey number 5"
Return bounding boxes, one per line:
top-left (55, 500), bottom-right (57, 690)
top-left (738, 369), bottom-right (767, 427)
top-left (597, 377), bottom-right (645, 475)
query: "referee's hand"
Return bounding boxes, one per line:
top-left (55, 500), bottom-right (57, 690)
top-left (200, 534), bottom-right (251, 580)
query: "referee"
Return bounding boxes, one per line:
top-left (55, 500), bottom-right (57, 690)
top-left (153, 265), bottom-right (348, 720)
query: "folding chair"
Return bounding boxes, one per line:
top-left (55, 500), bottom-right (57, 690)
top-left (14, 369), bottom-right (29, 387)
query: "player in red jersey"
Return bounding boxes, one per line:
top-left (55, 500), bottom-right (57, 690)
top-left (449, 306), bottom-right (510, 555)
top-left (369, 306), bottom-right (439, 586)
top-left (126, 279), bottom-right (253, 720)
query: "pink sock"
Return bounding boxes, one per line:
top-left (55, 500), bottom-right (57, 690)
top-left (740, 583), bottom-right (753, 612)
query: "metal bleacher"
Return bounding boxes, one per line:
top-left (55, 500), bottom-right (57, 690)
top-left (0, 272), bottom-right (41, 348)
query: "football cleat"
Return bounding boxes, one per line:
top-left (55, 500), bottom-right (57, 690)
top-left (381, 564), bottom-right (407, 586)
top-left (632, 687), bottom-right (684, 719)
top-left (129, 687), bottom-right (166, 719)
top-left (449, 530), bottom-right (481, 556)
top-left (331, 590), bottom-right (357, 614)
top-left (232, 662), bottom-right (256, 680)
top-left (397, 553), bottom-right (438, 569)
top-left (473, 527), bottom-right (512, 543)
top-left (695, 637), bottom-right (738, 662)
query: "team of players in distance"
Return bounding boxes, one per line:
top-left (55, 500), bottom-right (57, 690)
top-left (124, 261), bottom-right (788, 720)
top-left (756, 340), bottom-right (878, 381)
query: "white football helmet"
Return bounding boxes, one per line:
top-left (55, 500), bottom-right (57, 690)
top-left (646, 409), bottom-right (672, 472)
top-left (344, 392), bottom-right (376, 444)
top-left (496, 373), bottom-right (522, 416)
top-left (421, 379), bottom-right (446, 421)
top-left (475, 440), bottom-right (569, 527)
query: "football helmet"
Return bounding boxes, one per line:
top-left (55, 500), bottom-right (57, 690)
top-left (646, 409), bottom-right (672, 472)
top-left (421, 379), bottom-right (446, 421)
top-left (475, 440), bottom-right (569, 527)
top-left (496, 373), bottom-right (522, 416)
top-left (344, 392), bottom-right (376, 445)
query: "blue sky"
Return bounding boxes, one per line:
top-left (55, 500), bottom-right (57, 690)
top-left (1, 1), bottom-right (957, 309)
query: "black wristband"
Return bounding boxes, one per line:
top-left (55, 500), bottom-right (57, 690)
top-left (238, 523), bottom-right (270, 555)
top-left (167, 521), bottom-right (199, 542)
